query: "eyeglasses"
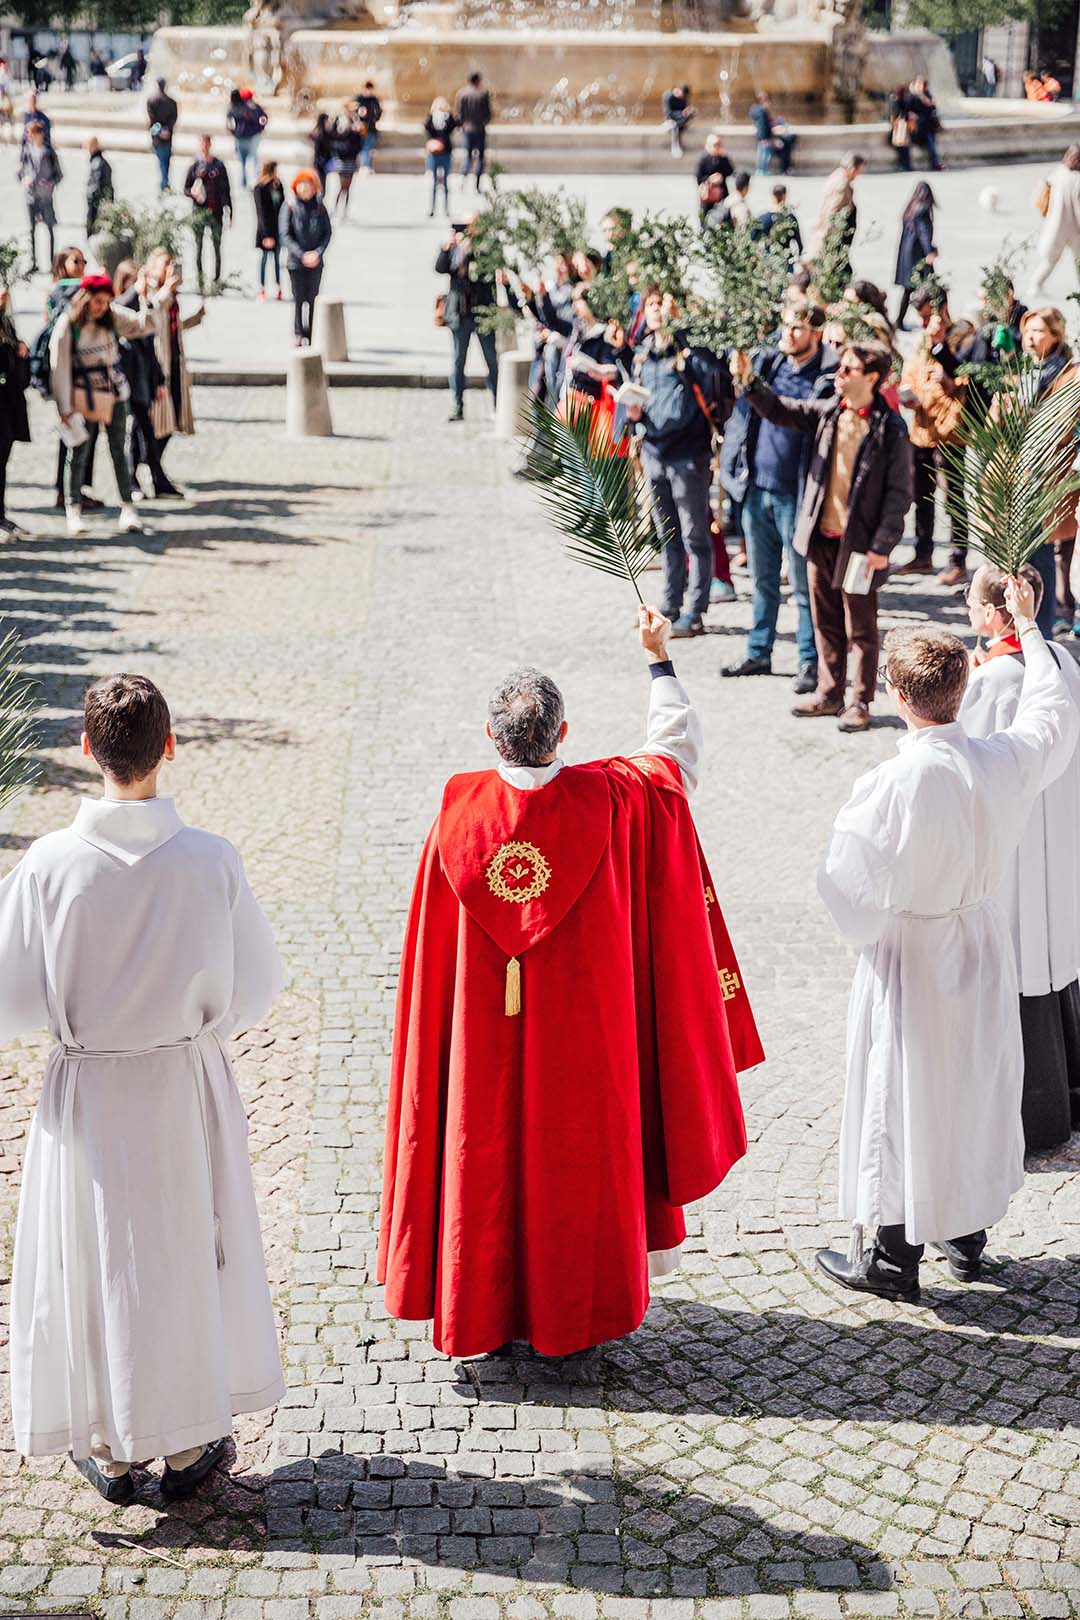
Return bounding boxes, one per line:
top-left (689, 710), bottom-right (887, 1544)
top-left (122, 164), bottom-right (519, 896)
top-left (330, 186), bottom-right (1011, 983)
top-left (836, 361), bottom-right (865, 376)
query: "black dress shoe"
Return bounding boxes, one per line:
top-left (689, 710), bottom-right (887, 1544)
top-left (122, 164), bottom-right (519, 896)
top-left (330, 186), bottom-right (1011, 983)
top-left (71, 1453), bottom-right (135, 1504)
top-left (722, 656), bottom-right (772, 678)
top-left (931, 1238), bottom-right (984, 1283)
top-left (792, 663), bottom-right (819, 695)
top-left (160, 1436), bottom-right (228, 1502)
top-left (80, 492), bottom-right (106, 512)
top-left (815, 1247), bottom-right (920, 1303)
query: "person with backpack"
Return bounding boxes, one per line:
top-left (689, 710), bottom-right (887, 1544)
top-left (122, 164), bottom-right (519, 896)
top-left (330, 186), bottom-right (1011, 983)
top-left (623, 287), bottom-right (732, 638)
top-left (31, 246), bottom-right (102, 513)
top-left (226, 87), bottom-right (267, 189)
top-left (48, 272), bottom-right (159, 537)
top-left (18, 119), bottom-right (62, 272)
top-left (0, 287), bottom-right (31, 538)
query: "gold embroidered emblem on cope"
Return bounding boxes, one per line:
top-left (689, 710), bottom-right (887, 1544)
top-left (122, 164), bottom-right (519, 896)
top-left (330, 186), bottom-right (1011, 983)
top-left (704, 885), bottom-right (716, 909)
top-left (486, 840), bottom-right (552, 905)
top-left (718, 968), bottom-right (741, 1002)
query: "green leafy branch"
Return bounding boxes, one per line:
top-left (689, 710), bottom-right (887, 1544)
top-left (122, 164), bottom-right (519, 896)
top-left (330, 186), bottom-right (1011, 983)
top-left (943, 367), bottom-right (1080, 574)
top-left (0, 629), bottom-right (40, 816)
top-left (518, 394), bottom-right (666, 603)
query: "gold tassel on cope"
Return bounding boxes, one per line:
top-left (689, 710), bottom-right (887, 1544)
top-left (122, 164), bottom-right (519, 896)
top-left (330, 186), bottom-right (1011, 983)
top-left (505, 956), bottom-right (521, 1017)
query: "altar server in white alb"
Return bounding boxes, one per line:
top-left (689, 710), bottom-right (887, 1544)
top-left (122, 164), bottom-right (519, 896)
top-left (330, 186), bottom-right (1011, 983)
top-left (0, 674), bottom-right (285, 1505)
top-left (815, 576), bottom-right (1077, 1303)
top-left (960, 561), bottom-right (1080, 1151)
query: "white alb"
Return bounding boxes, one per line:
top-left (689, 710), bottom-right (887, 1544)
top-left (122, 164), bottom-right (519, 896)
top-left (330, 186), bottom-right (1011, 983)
top-left (0, 796), bottom-right (286, 1461)
top-left (960, 644), bottom-right (1080, 997)
top-left (818, 629), bottom-right (1078, 1246)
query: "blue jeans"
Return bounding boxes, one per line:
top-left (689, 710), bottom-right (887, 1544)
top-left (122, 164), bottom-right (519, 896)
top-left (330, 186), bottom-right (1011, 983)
top-left (756, 139), bottom-right (774, 175)
top-left (154, 140), bottom-right (171, 191)
top-left (235, 135), bottom-right (258, 187)
top-left (426, 150), bottom-right (451, 212)
top-left (462, 130), bottom-right (486, 182)
top-left (743, 486), bottom-right (816, 667)
top-left (643, 448), bottom-right (713, 621)
top-left (361, 131), bottom-right (378, 170)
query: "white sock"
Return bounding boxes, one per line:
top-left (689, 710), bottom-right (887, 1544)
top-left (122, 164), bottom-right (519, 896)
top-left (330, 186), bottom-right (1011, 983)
top-left (165, 1443), bottom-right (206, 1471)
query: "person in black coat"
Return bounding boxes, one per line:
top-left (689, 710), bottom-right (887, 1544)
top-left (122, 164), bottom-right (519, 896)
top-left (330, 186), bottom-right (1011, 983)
top-left (253, 158), bottom-right (285, 299)
top-left (113, 262), bottom-right (178, 501)
top-left (0, 288), bottom-right (31, 536)
top-left (310, 112), bottom-right (333, 193)
top-left (85, 135), bottom-right (113, 236)
top-left (894, 181), bottom-right (936, 330)
top-left (279, 171), bottom-right (333, 345)
top-left (434, 213), bottom-right (498, 422)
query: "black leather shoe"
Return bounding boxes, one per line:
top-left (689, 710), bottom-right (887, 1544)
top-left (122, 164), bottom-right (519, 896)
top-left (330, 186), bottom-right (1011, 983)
top-left (792, 663), bottom-right (819, 695)
top-left (931, 1238), bottom-right (984, 1283)
top-left (815, 1247), bottom-right (920, 1303)
top-left (722, 656), bottom-right (772, 678)
top-left (160, 1437), bottom-right (228, 1502)
top-left (71, 1453), bottom-right (135, 1504)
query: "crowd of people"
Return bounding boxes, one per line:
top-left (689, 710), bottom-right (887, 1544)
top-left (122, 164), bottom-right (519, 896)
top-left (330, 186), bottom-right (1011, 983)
top-left (434, 149), bottom-right (1080, 748)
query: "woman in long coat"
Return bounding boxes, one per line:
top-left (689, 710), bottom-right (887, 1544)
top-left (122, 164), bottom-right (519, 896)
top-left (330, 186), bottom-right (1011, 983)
top-left (1020, 306), bottom-right (1080, 632)
top-left (143, 246), bottom-right (205, 471)
top-left (1031, 143), bottom-right (1080, 299)
top-left (894, 180), bottom-right (936, 330)
top-left (0, 287), bottom-right (31, 537)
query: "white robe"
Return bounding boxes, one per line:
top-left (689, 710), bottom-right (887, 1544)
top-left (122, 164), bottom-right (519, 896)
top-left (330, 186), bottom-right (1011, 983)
top-left (818, 631), bottom-right (1078, 1246)
top-left (959, 645), bottom-right (1080, 998)
top-left (1, 796), bottom-right (286, 1462)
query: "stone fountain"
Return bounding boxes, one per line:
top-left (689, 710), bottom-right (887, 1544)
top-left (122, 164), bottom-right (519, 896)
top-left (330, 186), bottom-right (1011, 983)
top-left (149, 0), bottom-right (956, 130)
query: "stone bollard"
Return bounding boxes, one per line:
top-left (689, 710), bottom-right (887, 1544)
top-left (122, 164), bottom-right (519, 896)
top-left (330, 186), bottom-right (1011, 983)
top-left (494, 350), bottom-right (533, 442)
top-left (285, 349), bottom-right (334, 438)
top-left (312, 298), bottom-right (348, 362)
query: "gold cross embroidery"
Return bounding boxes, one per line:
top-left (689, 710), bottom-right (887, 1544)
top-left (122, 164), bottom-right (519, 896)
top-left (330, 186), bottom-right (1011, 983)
top-left (718, 968), bottom-right (741, 1002)
top-left (704, 885), bottom-right (716, 909)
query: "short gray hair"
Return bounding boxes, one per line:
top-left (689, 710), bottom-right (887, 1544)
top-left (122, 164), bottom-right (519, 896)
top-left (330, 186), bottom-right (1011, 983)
top-left (487, 668), bottom-right (565, 767)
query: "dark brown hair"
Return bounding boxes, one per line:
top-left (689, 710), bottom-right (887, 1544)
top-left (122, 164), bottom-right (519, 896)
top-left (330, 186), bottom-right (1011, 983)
top-left (841, 341), bottom-right (892, 391)
top-left (84, 674), bottom-right (172, 784)
top-left (884, 628), bottom-right (970, 723)
top-left (68, 287), bottom-right (114, 329)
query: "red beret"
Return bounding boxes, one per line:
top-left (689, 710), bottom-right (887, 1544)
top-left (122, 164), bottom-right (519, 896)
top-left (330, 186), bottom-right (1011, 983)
top-left (80, 274), bottom-right (114, 293)
top-left (239, 86), bottom-right (254, 99)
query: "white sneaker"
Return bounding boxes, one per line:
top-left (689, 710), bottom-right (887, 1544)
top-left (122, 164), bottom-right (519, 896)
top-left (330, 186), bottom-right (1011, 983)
top-left (66, 505), bottom-right (85, 537)
top-left (117, 504), bottom-right (144, 534)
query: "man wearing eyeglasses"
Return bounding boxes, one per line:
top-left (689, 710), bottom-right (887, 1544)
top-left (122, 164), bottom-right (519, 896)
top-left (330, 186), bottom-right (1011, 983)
top-left (721, 302), bottom-right (836, 694)
top-left (730, 340), bottom-right (912, 733)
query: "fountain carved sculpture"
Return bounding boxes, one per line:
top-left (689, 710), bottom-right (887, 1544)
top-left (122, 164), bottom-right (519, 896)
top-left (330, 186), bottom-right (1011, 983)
top-left (150, 0), bottom-right (950, 129)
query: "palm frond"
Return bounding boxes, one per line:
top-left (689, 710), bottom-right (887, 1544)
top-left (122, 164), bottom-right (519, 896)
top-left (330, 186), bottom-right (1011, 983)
top-left (519, 394), bottom-right (667, 602)
top-left (943, 366), bottom-right (1080, 574)
top-left (0, 628), bottom-right (40, 814)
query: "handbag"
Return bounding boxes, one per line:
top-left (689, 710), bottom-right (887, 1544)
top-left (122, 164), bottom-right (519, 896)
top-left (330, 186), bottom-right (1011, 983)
top-left (72, 358), bottom-right (115, 425)
top-left (1035, 177), bottom-right (1051, 217)
top-left (891, 116), bottom-right (911, 148)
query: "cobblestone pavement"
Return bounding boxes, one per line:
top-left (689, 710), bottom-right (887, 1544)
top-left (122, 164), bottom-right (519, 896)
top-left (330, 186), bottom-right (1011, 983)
top-left (1, 391), bottom-right (1080, 1619)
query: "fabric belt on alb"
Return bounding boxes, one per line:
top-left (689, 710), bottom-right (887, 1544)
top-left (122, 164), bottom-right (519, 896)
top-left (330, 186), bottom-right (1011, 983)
top-left (898, 898), bottom-right (989, 921)
top-left (57, 1029), bottom-right (226, 1268)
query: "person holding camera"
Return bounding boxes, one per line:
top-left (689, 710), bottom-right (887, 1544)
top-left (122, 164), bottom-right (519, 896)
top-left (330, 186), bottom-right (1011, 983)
top-left (435, 214), bottom-right (499, 423)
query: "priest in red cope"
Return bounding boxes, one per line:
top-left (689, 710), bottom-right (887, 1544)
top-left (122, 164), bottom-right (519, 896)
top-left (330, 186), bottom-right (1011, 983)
top-left (378, 608), bottom-right (762, 1358)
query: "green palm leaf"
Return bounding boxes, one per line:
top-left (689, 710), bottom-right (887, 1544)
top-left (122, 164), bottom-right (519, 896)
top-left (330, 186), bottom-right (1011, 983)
top-left (943, 365), bottom-right (1080, 574)
top-left (519, 393), bottom-right (667, 603)
top-left (0, 627), bottom-right (39, 815)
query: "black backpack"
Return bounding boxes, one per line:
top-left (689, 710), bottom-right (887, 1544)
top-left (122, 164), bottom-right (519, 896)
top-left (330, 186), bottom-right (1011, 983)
top-left (29, 283), bottom-right (76, 398)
